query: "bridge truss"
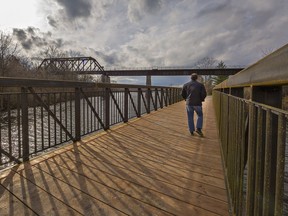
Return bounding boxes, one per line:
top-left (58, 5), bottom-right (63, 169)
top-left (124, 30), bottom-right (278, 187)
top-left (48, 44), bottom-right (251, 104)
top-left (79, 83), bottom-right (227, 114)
top-left (38, 57), bottom-right (105, 74)
top-left (39, 57), bottom-right (244, 76)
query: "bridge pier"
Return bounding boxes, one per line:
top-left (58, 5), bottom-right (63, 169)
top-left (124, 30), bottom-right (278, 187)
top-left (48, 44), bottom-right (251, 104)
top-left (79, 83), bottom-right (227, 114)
top-left (100, 74), bottom-right (110, 83)
top-left (146, 75), bottom-right (151, 86)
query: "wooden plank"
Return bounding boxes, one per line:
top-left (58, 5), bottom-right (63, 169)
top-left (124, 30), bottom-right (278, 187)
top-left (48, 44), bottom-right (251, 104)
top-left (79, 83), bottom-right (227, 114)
top-left (32, 156), bottom-right (223, 216)
top-left (0, 184), bottom-right (37, 216)
top-left (0, 171), bottom-right (83, 215)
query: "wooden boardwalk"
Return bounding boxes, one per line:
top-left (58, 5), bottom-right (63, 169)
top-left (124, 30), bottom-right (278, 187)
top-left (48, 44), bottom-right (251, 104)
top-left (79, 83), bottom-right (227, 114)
top-left (0, 97), bottom-right (230, 216)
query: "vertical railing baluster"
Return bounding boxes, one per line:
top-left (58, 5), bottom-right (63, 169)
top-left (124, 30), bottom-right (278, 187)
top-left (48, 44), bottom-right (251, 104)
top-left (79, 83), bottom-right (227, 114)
top-left (160, 88), bottom-right (164, 108)
top-left (75, 87), bottom-right (81, 141)
top-left (82, 91), bottom-right (86, 134)
top-left (155, 88), bottom-right (158, 111)
top-left (238, 100), bottom-right (246, 216)
top-left (169, 88), bottom-right (172, 105)
top-left (48, 93), bottom-right (51, 147)
top-left (54, 93), bottom-right (57, 145)
top-left (70, 92), bottom-right (73, 137)
top-left (147, 88), bottom-right (151, 114)
top-left (124, 88), bottom-right (129, 123)
top-left (246, 103), bottom-right (257, 215)
top-left (104, 87), bottom-right (110, 130)
top-left (254, 106), bottom-right (264, 215)
top-left (274, 113), bottom-right (286, 216)
top-left (165, 88), bottom-right (168, 107)
top-left (33, 95), bottom-right (37, 152)
top-left (7, 95), bottom-right (12, 156)
top-left (65, 92), bottom-right (68, 141)
top-left (41, 94), bottom-right (44, 149)
top-left (17, 94), bottom-right (21, 157)
top-left (137, 88), bottom-right (141, 117)
top-left (21, 87), bottom-right (29, 161)
top-left (263, 109), bottom-right (272, 216)
top-left (60, 92), bottom-right (63, 143)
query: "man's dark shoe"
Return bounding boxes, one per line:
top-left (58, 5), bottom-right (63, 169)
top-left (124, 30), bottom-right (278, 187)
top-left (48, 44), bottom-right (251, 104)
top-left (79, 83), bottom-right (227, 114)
top-left (196, 129), bottom-right (204, 137)
top-left (190, 131), bottom-right (194, 136)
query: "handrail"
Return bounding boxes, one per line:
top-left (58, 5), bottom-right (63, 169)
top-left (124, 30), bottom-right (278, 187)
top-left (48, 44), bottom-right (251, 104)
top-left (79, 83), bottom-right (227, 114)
top-left (215, 43), bottom-right (288, 89)
top-left (212, 42), bottom-right (288, 216)
top-left (0, 77), bottom-right (180, 89)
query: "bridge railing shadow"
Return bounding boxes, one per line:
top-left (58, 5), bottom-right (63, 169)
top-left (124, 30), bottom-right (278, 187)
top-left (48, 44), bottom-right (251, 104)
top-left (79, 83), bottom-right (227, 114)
top-left (213, 43), bottom-right (288, 216)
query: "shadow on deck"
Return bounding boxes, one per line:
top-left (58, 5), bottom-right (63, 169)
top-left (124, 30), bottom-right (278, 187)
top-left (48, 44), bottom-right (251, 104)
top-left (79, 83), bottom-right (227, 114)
top-left (0, 97), bottom-right (229, 216)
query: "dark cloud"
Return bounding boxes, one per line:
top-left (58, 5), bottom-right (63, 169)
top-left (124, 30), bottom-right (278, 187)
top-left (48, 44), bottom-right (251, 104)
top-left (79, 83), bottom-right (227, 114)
top-left (31, 36), bottom-right (48, 47)
top-left (54, 38), bottom-right (64, 48)
top-left (143, 0), bottom-right (162, 12)
top-left (94, 50), bottom-right (119, 65)
top-left (128, 0), bottom-right (163, 22)
top-left (47, 15), bottom-right (58, 28)
top-left (55, 0), bottom-right (92, 19)
top-left (27, 27), bottom-right (36, 35)
top-left (196, 0), bottom-right (230, 17)
top-left (12, 27), bottom-right (64, 51)
top-left (21, 39), bottom-right (33, 50)
top-left (13, 29), bottom-right (27, 41)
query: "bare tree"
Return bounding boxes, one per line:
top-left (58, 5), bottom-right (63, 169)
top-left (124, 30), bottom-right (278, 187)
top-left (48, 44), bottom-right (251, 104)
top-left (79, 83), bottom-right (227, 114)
top-left (261, 48), bottom-right (275, 57)
top-left (212, 60), bottom-right (229, 85)
top-left (194, 57), bottom-right (217, 69)
top-left (42, 45), bottom-right (66, 59)
top-left (0, 31), bottom-right (20, 77)
top-left (194, 57), bottom-right (217, 95)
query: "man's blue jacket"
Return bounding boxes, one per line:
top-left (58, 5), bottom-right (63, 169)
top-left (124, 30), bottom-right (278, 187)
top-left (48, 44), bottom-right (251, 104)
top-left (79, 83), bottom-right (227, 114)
top-left (181, 80), bottom-right (207, 106)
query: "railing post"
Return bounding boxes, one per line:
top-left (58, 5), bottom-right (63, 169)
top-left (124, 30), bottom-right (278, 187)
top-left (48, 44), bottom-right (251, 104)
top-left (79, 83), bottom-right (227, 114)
top-left (169, 88), bottom-right (172, 105)
top-left (274, 113), bottom-right (286, 216)
top-left (254, 106), bottom-right (264, 216)
top-left (124, 88), bottom-right (129, 122)
top-left (137, 88), bottom-right (141, 117)
top-left (147, 88), bottom-right (151, 113)
top-left (263, 109), bottom-right (273, 216)
top-left (104, 87), bottom-right (110, 130)
top-left (21, 87), bottom-right (29, 161)
top-left (155, 88), bottom-right (158, 111)
top-left (75, 87), bottom-right (81, 141)
top-left (165, 88), bottom-right (168, 107)
top-left (160, 88), bottom-right (164, 108)
top-left (245, 102), bottom-right (258, 216)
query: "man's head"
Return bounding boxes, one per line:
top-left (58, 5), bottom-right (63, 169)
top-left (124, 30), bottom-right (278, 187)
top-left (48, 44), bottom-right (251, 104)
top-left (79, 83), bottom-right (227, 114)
top-left (191, 73), bottom-right (198, 81)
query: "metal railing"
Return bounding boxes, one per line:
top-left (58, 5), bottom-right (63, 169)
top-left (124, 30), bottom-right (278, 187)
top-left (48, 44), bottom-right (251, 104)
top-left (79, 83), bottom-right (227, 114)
top-left (213, 91), bottom-right (288, 215)
top-left (0, 77), bottom-right (182, 169)
top-left (213, 43), bottom-right (288, 215)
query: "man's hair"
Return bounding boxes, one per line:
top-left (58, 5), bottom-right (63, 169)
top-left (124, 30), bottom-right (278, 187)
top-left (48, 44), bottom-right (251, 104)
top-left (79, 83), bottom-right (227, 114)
top-left (191, 73), bottom-right (198, 81)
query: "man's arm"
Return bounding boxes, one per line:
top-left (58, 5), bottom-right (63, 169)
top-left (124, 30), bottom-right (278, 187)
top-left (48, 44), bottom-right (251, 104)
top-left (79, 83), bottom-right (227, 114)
top-left (201, 84), bottom-right (207, 101)
top-left (181, 86), bottom-right (187, 100)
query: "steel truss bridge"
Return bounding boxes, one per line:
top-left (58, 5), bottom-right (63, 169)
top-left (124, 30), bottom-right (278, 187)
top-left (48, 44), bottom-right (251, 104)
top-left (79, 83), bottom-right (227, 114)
top-left (39, 57), bottom-right (244, 76)
top-left (39, 57), bottom-right (244, 85)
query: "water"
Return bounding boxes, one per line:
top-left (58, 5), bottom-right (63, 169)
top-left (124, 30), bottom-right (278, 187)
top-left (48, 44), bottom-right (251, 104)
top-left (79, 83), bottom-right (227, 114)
top-left (0, 92), bottom-right (157, 168)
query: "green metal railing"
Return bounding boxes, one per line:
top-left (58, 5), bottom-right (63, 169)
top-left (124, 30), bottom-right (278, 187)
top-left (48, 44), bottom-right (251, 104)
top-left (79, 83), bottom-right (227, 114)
top-left (213, 43), bottom-right (288, 215)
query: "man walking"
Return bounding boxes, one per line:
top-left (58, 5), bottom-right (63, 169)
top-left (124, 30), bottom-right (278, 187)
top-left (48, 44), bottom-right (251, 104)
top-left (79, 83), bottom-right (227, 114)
top-left (181, 73), bottom-right (207, 136)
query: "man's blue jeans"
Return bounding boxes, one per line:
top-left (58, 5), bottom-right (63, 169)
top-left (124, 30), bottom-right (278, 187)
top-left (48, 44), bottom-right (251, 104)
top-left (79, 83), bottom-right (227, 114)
top-left (186, 105), bottom-right (203, 132)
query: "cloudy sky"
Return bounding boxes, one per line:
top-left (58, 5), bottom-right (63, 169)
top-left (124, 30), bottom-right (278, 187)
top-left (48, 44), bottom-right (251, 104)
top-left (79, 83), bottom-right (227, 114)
top-left (0, 0), bottom-right (287, 85)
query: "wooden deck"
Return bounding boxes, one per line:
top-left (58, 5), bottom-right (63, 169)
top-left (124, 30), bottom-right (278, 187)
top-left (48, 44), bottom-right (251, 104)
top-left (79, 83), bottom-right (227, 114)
top-left (0, 97), bottom-right (230, 216)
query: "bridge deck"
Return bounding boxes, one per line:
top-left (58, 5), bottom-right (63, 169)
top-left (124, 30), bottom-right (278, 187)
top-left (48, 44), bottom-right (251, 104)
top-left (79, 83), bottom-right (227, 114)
top-left (0, 97), bottom-right (229, 216)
